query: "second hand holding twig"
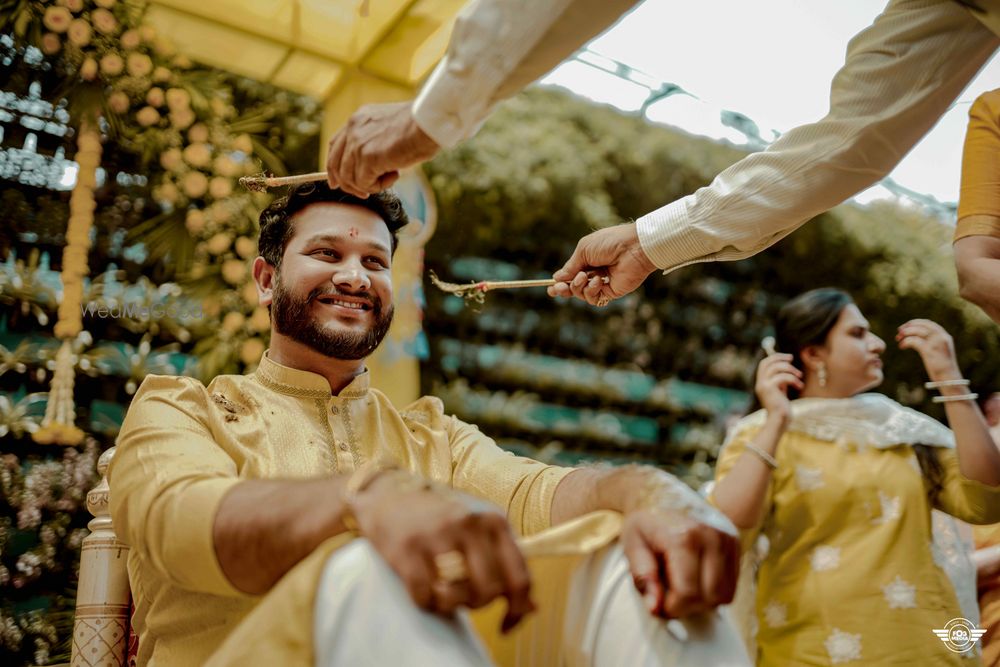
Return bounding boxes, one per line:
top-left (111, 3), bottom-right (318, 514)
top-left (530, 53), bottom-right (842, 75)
top-left (429, 271), bottom-right (610, 305)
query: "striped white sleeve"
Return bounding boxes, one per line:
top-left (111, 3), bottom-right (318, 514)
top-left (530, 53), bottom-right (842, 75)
top-left (412, 0), bottom-right (640, 148)
top-left (637, 0), bottom-right (999, 273)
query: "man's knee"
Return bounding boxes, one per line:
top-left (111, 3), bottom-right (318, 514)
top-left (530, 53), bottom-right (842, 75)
top-left (566, 542), bottom-right (751, 666)
top-left (314, 539), bottom-right (494, 667)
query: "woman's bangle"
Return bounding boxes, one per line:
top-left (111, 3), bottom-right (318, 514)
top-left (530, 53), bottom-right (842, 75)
top-left (925, 379), bottom-right (970, 389)
top-left (932, 393), bottom-right (979, 404)
top-left (745, 443), bottom-right (778, 470)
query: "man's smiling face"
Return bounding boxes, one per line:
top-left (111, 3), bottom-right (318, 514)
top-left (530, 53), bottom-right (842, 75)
top-left (267, 202), bottom-right (395, 360)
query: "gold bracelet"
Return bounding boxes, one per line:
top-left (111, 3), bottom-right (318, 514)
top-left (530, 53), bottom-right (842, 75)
top-left (932, 393), bottom-right (979, 404)
top-left (745, 443), bottom-right (778, 470)
top-left (341, 462), bottom-right (399, 533)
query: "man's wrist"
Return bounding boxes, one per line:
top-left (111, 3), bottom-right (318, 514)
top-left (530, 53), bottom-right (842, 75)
top-left (626, 226), bottom-right (658, 276)
top-left (613, 466), bottom-right (696, 516)
top-left (340, 465), bottom-right (404, 533)
top-left (403, 112), bottom-right (440, 161)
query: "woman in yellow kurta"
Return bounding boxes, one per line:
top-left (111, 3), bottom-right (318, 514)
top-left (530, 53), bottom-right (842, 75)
top-left (712, 288), bottom-right (1000, 665)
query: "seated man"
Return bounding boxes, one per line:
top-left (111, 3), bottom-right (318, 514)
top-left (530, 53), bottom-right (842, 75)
top-left (109, 183), bottom-right (749, 666)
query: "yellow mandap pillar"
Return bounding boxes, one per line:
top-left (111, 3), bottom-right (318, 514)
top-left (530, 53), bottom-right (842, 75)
top-left (321, 72), bottom-right (435, 407)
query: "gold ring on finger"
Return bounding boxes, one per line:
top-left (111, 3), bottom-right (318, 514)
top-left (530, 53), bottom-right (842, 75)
top-left (596, 295), bottom-right (610, 308)
top-left (434, 550), bottom-right (468, 584)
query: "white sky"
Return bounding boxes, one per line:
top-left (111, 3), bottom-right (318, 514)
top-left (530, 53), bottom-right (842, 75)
top-left (540, 0), bottom-right (1000, 207)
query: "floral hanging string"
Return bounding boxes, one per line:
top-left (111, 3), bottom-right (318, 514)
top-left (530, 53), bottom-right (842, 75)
top-left (32, 117), bottom-right (100, 446)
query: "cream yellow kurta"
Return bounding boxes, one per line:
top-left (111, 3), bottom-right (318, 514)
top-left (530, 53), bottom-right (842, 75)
top-left (714, 428), bottom-right (1000, 666)
top-left (108, 352), bottom-right (577, 666)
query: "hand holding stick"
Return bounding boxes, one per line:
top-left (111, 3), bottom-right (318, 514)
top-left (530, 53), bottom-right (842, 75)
top-left (429, 271), bottom-right (609, 305)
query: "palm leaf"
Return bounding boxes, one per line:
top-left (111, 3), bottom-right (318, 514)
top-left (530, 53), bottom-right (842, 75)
top-left (249, 136), bottom-right (287, 177)
top-left (125, 209), bottom-right (195, 273)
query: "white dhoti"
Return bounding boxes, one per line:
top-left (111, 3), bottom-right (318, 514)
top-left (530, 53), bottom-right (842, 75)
top-left (313, 540), bottom-right (751, 667)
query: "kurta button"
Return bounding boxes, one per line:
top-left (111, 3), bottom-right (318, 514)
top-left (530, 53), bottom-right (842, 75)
top-left (330, 405), bottom-right (339, 415)
top-left (339, 442), bottom-right (349, 452)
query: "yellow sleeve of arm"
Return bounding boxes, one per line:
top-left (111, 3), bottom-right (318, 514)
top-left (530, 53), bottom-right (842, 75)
top-left (710, 427), bottom-right (771, 553)
top-left (447, 417), bottom-right (573, 537)
top-left (957, 90), bottom-right (1000, 241)
top-left (934, 447), bottom-right (1000, 525)
top-left (108, 375), bottom-right (245, 598)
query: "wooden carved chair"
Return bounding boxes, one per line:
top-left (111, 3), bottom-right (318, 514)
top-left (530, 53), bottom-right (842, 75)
top-left (71, 446), bottom-right (131, 667)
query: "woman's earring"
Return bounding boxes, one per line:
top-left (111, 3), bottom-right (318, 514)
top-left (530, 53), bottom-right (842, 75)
top-left (818, 363), bottom-right (828, 388)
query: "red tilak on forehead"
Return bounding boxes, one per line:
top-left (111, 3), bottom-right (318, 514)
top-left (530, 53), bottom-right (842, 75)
top-left (348, 227), bottom-right (359, 238)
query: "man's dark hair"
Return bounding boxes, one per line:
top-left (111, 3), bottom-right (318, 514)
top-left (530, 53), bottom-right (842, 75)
top-left (257, 183), bottom-right (409, 269)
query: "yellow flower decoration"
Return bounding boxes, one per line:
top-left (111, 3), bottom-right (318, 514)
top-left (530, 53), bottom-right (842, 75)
top-left (241, 282), bottom-right (259, 307)
top-left (67, 19), bottom-right (91, 47)
top-left (206, 232), bottom-right (232, 256)
top-left (108, 91), bottom-right (129, 114)
top-left (79, 57), bottom-right (98, 80)
top-left (182, 143), bottom-right (211, 168)
top-left (240, 338), bottom-right (266, 366)
top-left (235, 236), bottom-right (256, 259)
top-left (165, 87), bottom-right (191, 111)
top-left (221, 311), bottom-right (245, 334)
top-left (159, 147), bottom-right (182, 172)
top-left (182, 171), bottom-right (208, 198)
top-left (40, 33), bottom-right (61, 55)
top-left (221, 259), bottom-right (247, 285)
top-left (209, 177), bottom-right (232, 200)
top-left (249, 307), bottom-right (270, 332)
top-left (169, 108), bottom-right (195, 130)
top-left (185, 209), bottom-right (207, 234)
top-left (135, 105), bottom-right (160, 127)
top-left (188, 123), bottom-right (209, 143)
top-left (120, 29), bottom-right (141, 50)
top-left (42, 7), bottom-right (72, 33)
top-left (126, 52), bottom-right (153, 77)
top-left (99, 53), bottom-right (124, 76)
top-left (91, 8), bottom-right (118, 36)
top-left (233, 134), bottom-right (253, 154)
top-left (146, 86), bottom-right (165, 107)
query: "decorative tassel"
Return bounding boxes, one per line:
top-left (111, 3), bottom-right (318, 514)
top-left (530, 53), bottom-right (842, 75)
top-left (32, 340), bottom-right (84, 445)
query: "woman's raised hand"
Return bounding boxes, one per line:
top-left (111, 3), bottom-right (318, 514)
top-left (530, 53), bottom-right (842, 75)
top-left (754, 353), bottom-right (803, 419)
top-left (896, 319), bottom-right (961, 382)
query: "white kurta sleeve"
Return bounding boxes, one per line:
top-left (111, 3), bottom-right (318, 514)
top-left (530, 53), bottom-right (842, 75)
top-left (412, 0), bottom-right (640, 148)
top-left (636, 0), bottom-right (999, 272)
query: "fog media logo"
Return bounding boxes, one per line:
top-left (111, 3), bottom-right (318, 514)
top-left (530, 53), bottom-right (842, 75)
top-left (932, 617), bottom-right (986, 654)
top-left (80, 301), bottom-right (204, 321)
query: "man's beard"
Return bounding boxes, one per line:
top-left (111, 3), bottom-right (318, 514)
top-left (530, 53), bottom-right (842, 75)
top-left (271, 277), bottom-right (394, 360)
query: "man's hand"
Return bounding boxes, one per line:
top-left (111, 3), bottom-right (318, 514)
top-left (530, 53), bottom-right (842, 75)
top-left (621, 508), bottom-right (740, 619)
top-left (548, 223), bottom-right (657, 306)
top-left (326, 102), bottom-right (440, 198)
top-left (351, 473), bottom-right (534, 632)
